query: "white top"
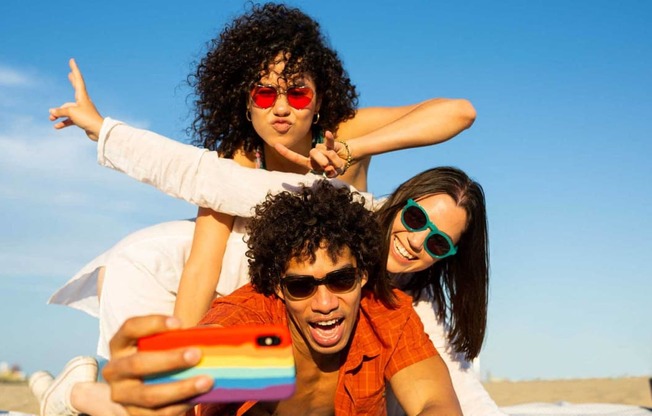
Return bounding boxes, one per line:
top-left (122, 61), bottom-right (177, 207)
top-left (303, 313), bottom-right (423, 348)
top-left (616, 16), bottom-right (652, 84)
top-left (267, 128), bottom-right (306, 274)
top-left (50, 118), bottom-right (505, 415)
top-left (96, 118), bottom-right (375, 215)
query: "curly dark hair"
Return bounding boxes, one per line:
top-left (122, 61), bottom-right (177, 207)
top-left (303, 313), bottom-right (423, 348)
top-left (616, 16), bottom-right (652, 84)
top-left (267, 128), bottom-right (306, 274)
top-left (246, 181), bottom-right (395, 307)
top-left (189, 3), bottom-right (358, 157)
top-left (375, 167), bottom-right (489, 361)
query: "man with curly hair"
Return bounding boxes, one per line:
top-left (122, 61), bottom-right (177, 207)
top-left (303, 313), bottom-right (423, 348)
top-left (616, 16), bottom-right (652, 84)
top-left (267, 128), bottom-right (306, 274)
top-left (103, 181), bottom-right (462, 415)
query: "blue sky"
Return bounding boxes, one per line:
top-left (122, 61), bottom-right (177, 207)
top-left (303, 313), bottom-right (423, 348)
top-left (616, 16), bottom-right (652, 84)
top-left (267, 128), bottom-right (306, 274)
top-left (1, 1), bottom-right (650, 381)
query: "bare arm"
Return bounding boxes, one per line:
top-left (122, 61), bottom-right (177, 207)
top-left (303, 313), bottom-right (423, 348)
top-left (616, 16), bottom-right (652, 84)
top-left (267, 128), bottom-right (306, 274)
top-left (338, 98), bottom-right (476, 159)
top-left (389, 355), bottom-right (462, 416)
top-left (275, 98), bottom-right (476, 191)
top-left (174, 207), bottom-right (234, 328)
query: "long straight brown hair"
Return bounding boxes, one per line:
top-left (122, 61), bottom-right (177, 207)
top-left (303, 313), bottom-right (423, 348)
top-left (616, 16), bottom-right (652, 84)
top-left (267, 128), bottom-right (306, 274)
top-left (375, 166), bottom-right (489, 360)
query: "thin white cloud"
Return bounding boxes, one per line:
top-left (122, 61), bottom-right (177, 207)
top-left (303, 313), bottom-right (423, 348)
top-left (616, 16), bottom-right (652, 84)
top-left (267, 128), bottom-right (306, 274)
top-left (0, 65), bottom-right (32, 87)
top-left (0, 114), bottom-right (168, 211)
top-left (0, 111), bottom-right (151, 181)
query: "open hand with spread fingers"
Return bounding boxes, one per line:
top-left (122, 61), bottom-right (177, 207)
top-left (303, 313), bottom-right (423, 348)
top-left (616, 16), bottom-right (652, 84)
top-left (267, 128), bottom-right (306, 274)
top-left (49, 58), bottom-right (104, 141)
top-left (274, 130), bottom-right (354, 178)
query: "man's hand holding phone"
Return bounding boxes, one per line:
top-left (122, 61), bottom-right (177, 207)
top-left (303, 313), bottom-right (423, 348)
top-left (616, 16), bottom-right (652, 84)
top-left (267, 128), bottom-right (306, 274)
top-left (102, 315), bottom-right (214, 415)
top-left (137, 323), bottom-right (295, 404)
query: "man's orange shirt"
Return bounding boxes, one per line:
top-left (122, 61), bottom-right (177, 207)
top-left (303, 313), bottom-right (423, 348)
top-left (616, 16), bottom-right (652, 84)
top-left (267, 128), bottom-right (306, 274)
top-left (196, 284), bottom-right (437, 415)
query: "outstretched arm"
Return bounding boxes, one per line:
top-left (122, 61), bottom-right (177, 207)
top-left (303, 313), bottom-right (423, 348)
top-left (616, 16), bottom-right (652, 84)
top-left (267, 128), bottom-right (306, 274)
top-left (275, 98), bottom-right (476, 191)
top-left (50, 60), bottom-right (375, 216)
top-left (338, 99), bottom-right (476, 160)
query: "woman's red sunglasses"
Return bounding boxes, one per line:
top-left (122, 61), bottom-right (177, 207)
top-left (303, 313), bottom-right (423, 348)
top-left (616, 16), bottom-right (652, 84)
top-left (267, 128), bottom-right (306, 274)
top-left (250, 84), bottom-right (314, 109)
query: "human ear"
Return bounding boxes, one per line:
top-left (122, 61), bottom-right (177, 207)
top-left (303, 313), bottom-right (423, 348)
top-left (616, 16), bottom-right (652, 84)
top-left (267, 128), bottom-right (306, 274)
top-left (315, 97), bottom-right (322, 114)
top-left (275, 285), bottom-right (285, 300)
top-left (360, 272), bottom-right (368, 288)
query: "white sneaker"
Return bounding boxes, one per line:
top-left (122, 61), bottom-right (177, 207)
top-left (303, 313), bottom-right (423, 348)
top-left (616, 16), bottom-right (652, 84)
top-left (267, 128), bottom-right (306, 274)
top-left (28, 370), bottom-right (54, 402)
top-left (40, 356), bottom-right (98, 416)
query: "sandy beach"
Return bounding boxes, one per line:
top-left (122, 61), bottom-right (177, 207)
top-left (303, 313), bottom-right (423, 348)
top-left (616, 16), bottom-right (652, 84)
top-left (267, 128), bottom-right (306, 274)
top-left (1, 376), bottom-right (650, 414)
top-left (484, 376), bottom-right (652, 407)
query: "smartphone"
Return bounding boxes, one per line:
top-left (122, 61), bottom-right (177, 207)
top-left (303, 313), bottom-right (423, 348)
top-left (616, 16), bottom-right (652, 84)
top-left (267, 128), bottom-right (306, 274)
top-left (138, 324), bottom-right (295, 403)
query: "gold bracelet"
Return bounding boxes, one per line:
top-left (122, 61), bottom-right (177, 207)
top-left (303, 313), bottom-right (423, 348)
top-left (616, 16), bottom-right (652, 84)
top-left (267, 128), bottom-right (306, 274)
top-left (336, 140), bottom-right (354, 174)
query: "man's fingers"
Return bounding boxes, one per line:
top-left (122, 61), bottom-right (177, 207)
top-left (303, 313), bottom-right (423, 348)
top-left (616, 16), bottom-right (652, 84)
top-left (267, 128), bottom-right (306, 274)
top-left (103, 348), bottom-right (201, 381)
top-left (102, 345), bottom-right (210, 412)
top-left (111, 376), bottom-right (212, 408)
top-left (110, 315), bottom-right (181, 358)
top-left (102, 316), bottom-right (212, 415)
top-left (125, 402), bottom-right (195, 416)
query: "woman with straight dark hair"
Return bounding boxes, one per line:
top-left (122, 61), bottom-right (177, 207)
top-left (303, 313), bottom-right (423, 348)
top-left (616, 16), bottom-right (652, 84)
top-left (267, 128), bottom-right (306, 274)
top-left (375, 166), bottom-right (488, 362)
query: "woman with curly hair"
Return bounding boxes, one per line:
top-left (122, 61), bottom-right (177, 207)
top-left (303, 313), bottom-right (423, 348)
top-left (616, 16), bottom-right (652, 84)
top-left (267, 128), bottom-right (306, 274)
top-left (38, 3), bottom-right (484, 416)
top-left (48, 2), bottom-right (474, 349)
top-left (173, 2), bottom-right (475, 332)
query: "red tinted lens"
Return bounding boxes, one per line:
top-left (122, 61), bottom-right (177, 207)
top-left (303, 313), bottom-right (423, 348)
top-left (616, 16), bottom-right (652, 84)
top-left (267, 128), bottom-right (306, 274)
top-left (425, 234), bottom-right (452, 257)
top-left (286, 87), bottom-right (314, 109)
top-left (251, 86), bottom-right (278, 108)
top-left (402, 205), bottom-right (428, 231)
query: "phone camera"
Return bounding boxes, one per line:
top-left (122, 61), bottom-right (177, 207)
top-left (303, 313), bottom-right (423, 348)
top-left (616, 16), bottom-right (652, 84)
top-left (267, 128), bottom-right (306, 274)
top-left (257, 335), bottom-right (282, 346)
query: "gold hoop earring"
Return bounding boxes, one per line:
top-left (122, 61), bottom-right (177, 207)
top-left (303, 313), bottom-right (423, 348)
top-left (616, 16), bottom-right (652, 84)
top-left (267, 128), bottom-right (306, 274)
top-left (246, 109), bottom-right (252, 122)
top-left (313, 112), bottom-right (320, 125)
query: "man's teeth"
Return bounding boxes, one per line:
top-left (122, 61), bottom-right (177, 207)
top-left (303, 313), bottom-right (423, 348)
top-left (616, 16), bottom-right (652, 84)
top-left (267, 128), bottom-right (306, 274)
top-left (315, 319), bottom-right (339, 327)
top-left (394, 237), bottom-right (415, 260)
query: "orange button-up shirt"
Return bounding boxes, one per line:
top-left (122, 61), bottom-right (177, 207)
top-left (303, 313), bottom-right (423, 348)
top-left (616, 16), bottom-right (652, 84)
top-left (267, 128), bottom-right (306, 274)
top-left (196, 284), bottom-right (437, 416)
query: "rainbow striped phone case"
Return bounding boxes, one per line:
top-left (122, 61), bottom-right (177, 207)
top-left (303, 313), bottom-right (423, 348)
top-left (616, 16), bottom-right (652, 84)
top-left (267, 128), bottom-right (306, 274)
top-left (138, 324), bottom-right (296, 403)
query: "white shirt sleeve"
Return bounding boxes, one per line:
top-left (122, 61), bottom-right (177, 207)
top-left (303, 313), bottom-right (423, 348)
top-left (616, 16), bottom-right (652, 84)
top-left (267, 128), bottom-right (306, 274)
top-left (412, 297), bottom-right (506, 416)
top-left (96, 118), bottom-right (375, 215)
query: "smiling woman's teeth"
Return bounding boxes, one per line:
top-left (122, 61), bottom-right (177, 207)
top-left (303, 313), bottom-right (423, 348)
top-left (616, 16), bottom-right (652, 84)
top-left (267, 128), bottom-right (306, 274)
top-left (394, 237), bottom-right (415, 260)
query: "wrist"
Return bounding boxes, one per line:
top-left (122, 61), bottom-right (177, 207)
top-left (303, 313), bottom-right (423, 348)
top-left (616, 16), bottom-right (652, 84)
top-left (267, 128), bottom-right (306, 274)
top-left (89, 116), bottom-right (104, 141)
top-left (336, 140), bottom-right (355, 174)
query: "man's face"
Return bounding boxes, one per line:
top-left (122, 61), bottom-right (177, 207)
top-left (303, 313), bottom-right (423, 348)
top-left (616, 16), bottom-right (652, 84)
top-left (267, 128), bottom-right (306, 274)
top-left (276, 245), bottom-right (367, 356)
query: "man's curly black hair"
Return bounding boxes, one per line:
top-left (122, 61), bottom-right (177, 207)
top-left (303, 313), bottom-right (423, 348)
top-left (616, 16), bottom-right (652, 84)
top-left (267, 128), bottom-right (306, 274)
top-left (245, 181), bottom-right (396, 307)
top-left (189, 2), bottom-right (358, 157)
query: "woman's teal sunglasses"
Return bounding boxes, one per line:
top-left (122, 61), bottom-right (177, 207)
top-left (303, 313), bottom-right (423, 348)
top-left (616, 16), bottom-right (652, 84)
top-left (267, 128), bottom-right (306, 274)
top-left (400, 199), bottom-right (458, 259)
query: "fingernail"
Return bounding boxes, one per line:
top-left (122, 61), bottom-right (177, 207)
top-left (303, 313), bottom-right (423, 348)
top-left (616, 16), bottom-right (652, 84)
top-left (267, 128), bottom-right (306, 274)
top-left (166, 317), bottom-right (181, 329)
top-left (195, 376), bottom-right (213, 391)
top-left (184, 348), bottom-right (201, 364)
